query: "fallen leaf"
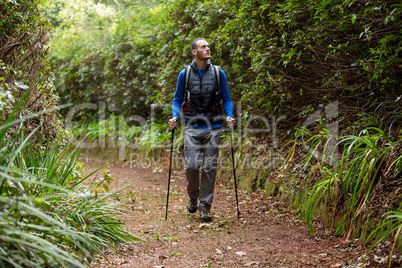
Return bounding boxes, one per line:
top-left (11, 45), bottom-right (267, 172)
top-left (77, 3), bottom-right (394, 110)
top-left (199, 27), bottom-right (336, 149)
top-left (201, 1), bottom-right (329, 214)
top-left (199, 223), bottom-right (212, 229)
top-left (235, 251), bottom-right (246, 256)
top-left (374, 255), bottom-right (387, 264)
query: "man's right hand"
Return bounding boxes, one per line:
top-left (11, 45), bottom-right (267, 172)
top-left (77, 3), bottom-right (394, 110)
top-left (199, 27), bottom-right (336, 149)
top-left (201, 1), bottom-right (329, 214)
top-left (168, 117), bottom-right (178, 130)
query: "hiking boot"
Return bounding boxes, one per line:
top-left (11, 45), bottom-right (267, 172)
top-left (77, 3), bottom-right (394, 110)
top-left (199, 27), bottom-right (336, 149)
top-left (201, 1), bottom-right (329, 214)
top-left (200, 209), bottom-right (212, 222)
top-left (187, 199), bottom-right (197, 213)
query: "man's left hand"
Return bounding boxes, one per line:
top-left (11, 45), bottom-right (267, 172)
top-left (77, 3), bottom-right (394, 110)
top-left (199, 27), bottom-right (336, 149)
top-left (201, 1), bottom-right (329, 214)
top-left (227, 116), bottom-right (236, 129)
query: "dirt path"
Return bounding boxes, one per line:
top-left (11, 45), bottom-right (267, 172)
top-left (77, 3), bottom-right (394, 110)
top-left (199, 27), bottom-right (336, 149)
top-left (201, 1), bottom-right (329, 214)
top-left (80, 158), bottom-right (394, 268)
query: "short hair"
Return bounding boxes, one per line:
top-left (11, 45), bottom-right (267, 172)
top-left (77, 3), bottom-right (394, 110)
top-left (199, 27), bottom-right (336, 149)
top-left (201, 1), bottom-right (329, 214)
top-left (191, 38), bottom-right (207, 51)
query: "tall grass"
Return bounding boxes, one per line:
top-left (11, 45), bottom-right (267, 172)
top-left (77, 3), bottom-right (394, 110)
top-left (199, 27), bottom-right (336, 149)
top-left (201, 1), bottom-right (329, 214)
top-left (363, 209), bottom-right (402, 267)
top-left (0, 97), bottom-right (139, 266)
top-left (362, 148), bottom-right (402, 266)
top-left (301, 124), bottom-right (401, 241)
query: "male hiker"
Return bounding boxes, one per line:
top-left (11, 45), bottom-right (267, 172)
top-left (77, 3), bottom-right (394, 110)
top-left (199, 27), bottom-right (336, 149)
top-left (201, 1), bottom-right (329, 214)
top-left (168, 38), bottom-right (235, 222)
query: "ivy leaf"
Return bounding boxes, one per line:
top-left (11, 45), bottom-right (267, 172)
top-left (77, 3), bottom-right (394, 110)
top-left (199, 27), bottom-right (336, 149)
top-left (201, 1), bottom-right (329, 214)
top-left (351, 14), bottom-right (356, 24)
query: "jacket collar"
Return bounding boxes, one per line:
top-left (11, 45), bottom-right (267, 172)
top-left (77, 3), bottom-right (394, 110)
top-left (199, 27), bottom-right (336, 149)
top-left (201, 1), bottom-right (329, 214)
top-left (190, 59), bottom-right (211, 72)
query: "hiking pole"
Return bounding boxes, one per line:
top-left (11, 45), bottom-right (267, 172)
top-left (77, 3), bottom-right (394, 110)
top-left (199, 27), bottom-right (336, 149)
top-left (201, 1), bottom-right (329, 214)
top-left (165, 128), bottom-right (175, 221)
top-left (229, 128), bottom-right (240, 219)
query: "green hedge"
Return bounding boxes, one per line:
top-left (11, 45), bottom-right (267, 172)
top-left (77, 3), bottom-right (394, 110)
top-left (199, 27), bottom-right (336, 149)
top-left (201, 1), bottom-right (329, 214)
top-left (49, 0), bottom-right (401, 130)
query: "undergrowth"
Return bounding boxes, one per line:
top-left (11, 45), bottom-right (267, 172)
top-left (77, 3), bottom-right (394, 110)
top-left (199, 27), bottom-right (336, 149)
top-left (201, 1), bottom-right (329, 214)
top-left (0, 94), bottom-right (139, 267)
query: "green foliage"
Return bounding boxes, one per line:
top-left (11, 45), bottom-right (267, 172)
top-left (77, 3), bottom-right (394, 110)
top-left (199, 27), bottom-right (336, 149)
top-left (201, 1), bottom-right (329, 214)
top-left (302, 123), bottom-right (402, 238)
top-left (363, 210), bottom-right (402, 267)
top-left (363, 210), bottom-right (402, 266)
top-left (0, 94), bottom-right (139, 267)
top-left (48, 0), bottom-right (401, 131)
top-left (48, 0), bottom-right (164, 120)
top-left (0, 0), bottom-right (61, 138)
top-left (68, 114), bottom-right (184, 155)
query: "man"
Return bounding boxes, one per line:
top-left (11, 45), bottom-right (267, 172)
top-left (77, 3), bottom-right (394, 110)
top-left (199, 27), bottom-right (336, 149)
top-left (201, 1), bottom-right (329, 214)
top-left (168, 38), bottom-right (235, 222)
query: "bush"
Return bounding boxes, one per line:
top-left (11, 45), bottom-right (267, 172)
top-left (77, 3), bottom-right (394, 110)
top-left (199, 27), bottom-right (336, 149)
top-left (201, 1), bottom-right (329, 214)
top-left (0, 0), bottom-right (61, 139)
top-left (49, 0), bottom-right (401, 131)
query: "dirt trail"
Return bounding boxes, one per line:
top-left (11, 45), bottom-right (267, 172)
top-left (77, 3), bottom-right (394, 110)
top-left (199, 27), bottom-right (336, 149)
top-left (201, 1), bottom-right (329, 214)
top-left (80, 158), bottom-right (392, 268)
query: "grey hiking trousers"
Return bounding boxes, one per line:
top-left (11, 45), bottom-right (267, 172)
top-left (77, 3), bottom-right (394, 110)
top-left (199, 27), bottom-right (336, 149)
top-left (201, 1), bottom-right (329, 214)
top-left (184, 126), bottom-right (221, 211)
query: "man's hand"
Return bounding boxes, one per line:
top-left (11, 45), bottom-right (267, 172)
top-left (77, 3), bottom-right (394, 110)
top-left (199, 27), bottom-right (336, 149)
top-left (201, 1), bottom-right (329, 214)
top-left (169, 117), bottom-right (178, 130)
top-left (227, 116), bottom-right (236, 129)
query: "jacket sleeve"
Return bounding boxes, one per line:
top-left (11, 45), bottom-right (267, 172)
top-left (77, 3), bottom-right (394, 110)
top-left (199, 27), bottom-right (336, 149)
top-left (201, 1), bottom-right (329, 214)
top-left (172, 69), bottom-right (186, 119)
top-left (220, 70), bottom-right (234, 118)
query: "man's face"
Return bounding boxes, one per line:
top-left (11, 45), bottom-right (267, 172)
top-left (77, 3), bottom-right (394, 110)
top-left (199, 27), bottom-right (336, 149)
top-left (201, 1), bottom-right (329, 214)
top-left (193, 40), bottom-right (210, 60)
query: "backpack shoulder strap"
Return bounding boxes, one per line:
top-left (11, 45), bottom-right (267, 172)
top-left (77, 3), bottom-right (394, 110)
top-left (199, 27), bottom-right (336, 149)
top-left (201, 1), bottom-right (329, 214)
top-left (183, 65), bottom-right (192, 101)
top-left (184, 65), bottom-right (191, 91)
top-left (213, 65), bottom-right (222, 102)
top-left (214, 65), bottom-right (221, 89)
